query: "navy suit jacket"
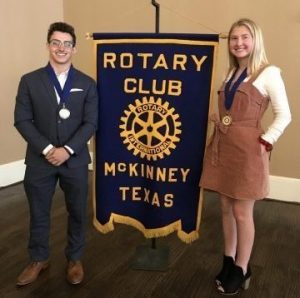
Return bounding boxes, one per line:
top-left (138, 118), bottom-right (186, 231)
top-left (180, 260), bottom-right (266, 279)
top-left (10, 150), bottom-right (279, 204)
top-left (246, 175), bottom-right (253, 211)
top-left (14, 66), bottom-right (98, 168)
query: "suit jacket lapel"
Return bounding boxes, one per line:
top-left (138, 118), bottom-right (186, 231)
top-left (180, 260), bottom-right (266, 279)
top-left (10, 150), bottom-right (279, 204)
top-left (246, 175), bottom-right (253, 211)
top-left (40, 68), bottom-right (59, 108)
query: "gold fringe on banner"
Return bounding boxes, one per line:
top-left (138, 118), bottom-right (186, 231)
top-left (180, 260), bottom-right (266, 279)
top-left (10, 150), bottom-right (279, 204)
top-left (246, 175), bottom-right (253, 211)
top-left (93, 190), bottom-right (204, 244)
top-left (93, 213), bottom-right (201, 244)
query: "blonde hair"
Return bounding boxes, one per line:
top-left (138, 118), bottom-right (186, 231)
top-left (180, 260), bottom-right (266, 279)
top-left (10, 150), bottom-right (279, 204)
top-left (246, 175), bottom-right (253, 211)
top-left (228, 18), bottom-right (269, 75)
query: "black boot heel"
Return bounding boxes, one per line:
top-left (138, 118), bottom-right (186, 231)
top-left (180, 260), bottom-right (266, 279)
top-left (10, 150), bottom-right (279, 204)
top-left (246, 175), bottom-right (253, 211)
top-left (242, 275), bottom-right (251, 290)
top-left (217, 264), bottom-right (251, 295)
top-left (215, 256), bottom-right (234, 286)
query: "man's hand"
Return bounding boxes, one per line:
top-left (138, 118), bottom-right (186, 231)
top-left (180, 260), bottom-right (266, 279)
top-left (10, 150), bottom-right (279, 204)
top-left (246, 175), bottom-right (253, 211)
top-left (46, 147), bottom-right (70, 166)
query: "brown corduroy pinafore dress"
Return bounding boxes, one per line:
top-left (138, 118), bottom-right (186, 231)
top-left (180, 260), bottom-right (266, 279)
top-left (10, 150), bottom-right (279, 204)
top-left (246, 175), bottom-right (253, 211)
top-left (200, 66), bottom-right (271, 200)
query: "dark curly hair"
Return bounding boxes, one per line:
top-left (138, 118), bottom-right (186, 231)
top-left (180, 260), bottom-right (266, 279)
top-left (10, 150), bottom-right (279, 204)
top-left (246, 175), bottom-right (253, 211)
top-left (47, 22), bottom-right (76, 46)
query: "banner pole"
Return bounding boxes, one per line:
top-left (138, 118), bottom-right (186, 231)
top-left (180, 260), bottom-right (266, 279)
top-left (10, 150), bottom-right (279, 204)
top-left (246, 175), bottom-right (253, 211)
top-left (152, 0), bottom-right (160, 33)
top-left (151, 0), bottom-right (161, 264)
top-left (131, 0), bottom-right (169, 271)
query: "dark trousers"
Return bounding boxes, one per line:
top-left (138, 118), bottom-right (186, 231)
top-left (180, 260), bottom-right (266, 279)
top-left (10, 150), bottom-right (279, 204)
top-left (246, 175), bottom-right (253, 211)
top-left (24, 164), bottom-right (88, 261)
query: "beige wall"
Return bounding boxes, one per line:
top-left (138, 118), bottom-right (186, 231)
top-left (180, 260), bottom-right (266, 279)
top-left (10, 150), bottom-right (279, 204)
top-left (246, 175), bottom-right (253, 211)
top-left (0, 0), bottom-right (63, 164)
top-left (1, 0), bottom-right (299, 180)
top-left (63, 0), bottom-right (155, 75)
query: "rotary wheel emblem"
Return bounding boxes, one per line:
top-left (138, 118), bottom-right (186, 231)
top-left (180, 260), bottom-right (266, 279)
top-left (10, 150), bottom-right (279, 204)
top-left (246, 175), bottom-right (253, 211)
top-left (120, 96), bottom-right (181, 160)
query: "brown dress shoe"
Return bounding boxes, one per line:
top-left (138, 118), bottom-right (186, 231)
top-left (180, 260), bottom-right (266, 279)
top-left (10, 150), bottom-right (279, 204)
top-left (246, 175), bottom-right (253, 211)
top-left (16, 261), bottom-right (49, 286)
top-left (67, 261), bottom-right (84, 285)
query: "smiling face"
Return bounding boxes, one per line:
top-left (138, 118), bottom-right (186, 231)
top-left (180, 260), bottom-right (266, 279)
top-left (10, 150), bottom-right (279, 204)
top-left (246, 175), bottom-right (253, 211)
top-left (47, 31), bottom-right (76, 70)
top-left (229, 25), bottom-right (254, 67)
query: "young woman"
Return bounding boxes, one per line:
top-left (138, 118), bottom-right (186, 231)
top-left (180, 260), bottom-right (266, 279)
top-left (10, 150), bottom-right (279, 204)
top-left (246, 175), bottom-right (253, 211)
top-left (200, 18), bottom-right (291, 295)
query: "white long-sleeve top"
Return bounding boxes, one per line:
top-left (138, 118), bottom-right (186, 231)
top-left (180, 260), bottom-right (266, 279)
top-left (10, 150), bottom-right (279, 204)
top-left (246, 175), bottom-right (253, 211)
top-left (226, 66), bottom-right (291, 144)
top-left (248, 65), bottom-right (291, 144)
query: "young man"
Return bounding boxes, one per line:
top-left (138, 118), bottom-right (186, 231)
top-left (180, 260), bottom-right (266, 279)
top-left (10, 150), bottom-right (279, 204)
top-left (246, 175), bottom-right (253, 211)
top-left (14, 22), bottom-right (98, 286)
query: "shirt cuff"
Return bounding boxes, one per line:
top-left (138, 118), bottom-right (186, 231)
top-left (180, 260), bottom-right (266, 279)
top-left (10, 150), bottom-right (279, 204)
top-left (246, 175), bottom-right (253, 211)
top-left (42, 144), bottom-right (54, 156)
top-left (64, 145), bottom-right (74, 155)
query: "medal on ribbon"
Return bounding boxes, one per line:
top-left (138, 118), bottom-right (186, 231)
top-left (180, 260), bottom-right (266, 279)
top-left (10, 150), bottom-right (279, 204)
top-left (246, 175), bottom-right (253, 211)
top-left (222, 115), bottom-right (232, 126)
top-left (59, 104), bottom-right (71, 119)
top-left (46, 63), bottom-right (74, 120)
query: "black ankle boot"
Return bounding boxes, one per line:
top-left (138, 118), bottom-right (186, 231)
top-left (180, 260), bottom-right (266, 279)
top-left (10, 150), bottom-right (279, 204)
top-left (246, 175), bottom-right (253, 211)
top-left (215, 255), bottom-right (235, 286)
top-left (217, 264), bottom-right (251, 295)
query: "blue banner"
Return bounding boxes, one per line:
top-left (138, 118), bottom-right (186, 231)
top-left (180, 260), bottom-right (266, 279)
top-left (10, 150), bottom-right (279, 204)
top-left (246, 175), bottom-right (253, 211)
top-left (93, 33), bottom-right (218, 242)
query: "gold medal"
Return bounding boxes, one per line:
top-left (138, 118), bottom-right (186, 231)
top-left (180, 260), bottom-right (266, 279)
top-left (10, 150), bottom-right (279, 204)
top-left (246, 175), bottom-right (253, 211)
top-left (222, 115), bottom-right (232, 126)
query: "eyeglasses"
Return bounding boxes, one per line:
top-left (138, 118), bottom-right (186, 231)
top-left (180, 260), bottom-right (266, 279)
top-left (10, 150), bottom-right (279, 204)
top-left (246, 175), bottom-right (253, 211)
top-left (49, 39), bottom-right (74, 49)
